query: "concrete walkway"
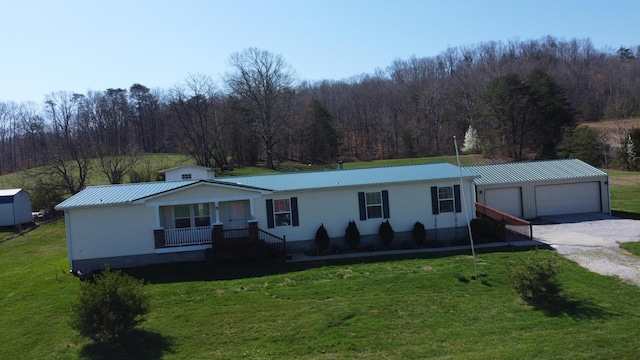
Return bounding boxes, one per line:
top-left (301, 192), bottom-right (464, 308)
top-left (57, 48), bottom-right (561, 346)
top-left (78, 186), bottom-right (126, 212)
top-left (287, 239), bottom-right (542, 263)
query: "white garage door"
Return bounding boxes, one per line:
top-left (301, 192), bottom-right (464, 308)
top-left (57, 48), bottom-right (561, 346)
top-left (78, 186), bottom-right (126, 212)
top-left (535, 182), bottom-right (601, 217)
top-left (484, 187), bottom-right (523, 218)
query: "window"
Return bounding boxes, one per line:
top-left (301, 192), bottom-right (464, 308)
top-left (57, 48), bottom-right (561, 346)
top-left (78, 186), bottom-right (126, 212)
top-left (174, 205), bottom-right (192, 228)
top-left (181, 173), bottom-right (192, 180)
top-left (273, 199), bottom-right (291, 226)
top-left (431, 185), bottom-right (461, 215)
top-left (266, 198), bottom-right (299, 228)
top-left (438, 186), bottom-right (454, 213)
top-left (358, 190), bottom-right (389, 220)
top-left (365, 191), bottom-right (383, 219)
top-left (174, 203), bottom-right (210, 228)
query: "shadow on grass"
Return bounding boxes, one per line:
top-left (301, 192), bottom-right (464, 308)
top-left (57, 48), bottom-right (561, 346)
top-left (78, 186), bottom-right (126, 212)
top-left (80, 329), bottom-right (174, 360)
top-left (532, 296), bottom-right (614, 321)
top-left (125, 244), bottom-right (547, 284)
top-left (612, 210), bottom-right (640, 220)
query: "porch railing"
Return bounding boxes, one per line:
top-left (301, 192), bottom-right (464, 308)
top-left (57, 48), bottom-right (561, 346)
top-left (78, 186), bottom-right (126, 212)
top-left (475, 202), bottom-right (533, 240)
top-left (164, 226), bottom-right (212, 247)
top-left (212, 224), bottom-right (286, 261)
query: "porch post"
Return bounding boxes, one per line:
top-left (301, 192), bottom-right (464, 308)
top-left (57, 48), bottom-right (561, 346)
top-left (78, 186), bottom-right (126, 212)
top-left (248, 220), bottom-right (258, 241)
top-left (212, 224), bottom-right (224, 246)
top-left (154, 228), bottom-right (165, 248)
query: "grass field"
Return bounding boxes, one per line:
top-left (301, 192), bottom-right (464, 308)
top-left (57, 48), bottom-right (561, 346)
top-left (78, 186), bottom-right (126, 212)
top-left (2, 220), bottom-right (640, 359)
top-left (1, 155), bottom-right (639, 358)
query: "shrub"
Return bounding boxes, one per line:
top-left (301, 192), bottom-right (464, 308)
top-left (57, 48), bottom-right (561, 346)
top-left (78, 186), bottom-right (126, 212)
top-left (315, 223), bottom-right (330, 251)
top-left (471, 218), bottom-right (494, 241)
top-left (70, 266), bottom-right (150, 344)
top-left (344, 220), bottom-right (360, 250)
top-left (412, 221), bottom-right (427, 246)
top-left (378, 220), bottom-right (394, 248)
top-left (507, 251), bottom-right (562, 306)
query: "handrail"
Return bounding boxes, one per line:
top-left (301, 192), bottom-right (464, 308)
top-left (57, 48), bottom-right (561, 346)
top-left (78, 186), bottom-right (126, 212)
top-left (475, 202), bottom-right (533, 240)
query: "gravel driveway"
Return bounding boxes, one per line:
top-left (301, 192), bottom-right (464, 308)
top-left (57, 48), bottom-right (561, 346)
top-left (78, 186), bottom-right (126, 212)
top-left (532, 213), bottom-right (640, 287)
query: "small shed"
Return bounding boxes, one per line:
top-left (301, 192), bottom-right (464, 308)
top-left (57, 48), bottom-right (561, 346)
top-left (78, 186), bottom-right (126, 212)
top-left (466, 159), bottom-right (610, 219)
top-left (159, 165), bottom-right (215, 182)
top-left (0, 188), bottom-right (33, 227)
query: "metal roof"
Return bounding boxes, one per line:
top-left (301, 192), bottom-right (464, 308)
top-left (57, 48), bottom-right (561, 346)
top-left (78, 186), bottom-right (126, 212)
top-left (216, 162), bottom-right (478, 191)
top-left (0, 189), bottom-right (22, 197)
top-left (465, 159), bottom-right (607, 186)
top-left (55, 163), bottom-right (478, 210)
top-left (55, 181), bottom-right (197, 210)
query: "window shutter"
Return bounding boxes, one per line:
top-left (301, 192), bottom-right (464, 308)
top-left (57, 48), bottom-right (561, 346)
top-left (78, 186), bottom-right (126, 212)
top-left (266, 199), bottom-right (274, 228)
top-left (431, 186), bottom-right (439, 215)
top-left (382, 190), bottom-right (390, 218)
top-left (358, 192), bottom-right (366, 220)
top-left (290, 197), bottom-right (299, 226)
top-left (454, 184), bottom-right (462, 213)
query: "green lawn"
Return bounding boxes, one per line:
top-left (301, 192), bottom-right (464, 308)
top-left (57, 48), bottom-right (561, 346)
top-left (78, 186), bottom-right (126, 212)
top-left (2, 220), bottom-right (640, 359)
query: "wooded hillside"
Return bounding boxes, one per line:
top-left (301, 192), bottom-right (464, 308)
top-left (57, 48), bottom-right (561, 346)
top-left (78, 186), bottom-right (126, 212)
top-left (1, 36), bottom-right (639, 189)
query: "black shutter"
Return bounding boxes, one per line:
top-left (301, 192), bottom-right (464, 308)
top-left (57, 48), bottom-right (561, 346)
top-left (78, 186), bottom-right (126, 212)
top-left (358, 192), bottom-right (366, 220)
top-left (382, 190), bottom-right (390, 218)
top-left (266, 199), bottom-right (274, 228)
top-left (291, 197), bottom-right (299, 226)
top-left (454, 185), bottom-right (462, 213)
top-left (431, 186), bottom-right (439, 215)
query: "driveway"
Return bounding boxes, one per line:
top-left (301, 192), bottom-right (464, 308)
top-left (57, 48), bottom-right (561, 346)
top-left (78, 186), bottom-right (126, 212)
top-left (532, 213), bottom-right (640, 287)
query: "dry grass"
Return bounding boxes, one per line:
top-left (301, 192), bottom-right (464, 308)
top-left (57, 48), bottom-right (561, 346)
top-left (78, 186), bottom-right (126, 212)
top-left (579, 118), bottom-right (640, 147)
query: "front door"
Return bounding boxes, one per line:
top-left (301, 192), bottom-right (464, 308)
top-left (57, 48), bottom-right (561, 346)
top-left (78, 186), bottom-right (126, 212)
top-left (224, 200), bottom-right (250, 229)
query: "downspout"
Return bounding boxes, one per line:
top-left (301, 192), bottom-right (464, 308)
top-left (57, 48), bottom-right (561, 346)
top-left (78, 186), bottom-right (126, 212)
top-left (64, 212), bottom-right (74, 273)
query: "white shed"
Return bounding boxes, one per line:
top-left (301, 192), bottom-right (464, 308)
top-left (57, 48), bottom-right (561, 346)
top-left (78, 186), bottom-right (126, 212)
top-left (159, 165), bottom-right (215, 182)
top-left (467, 159), bottom-right (610, 219)
top-left (0, 189), bottom-right (33, 227)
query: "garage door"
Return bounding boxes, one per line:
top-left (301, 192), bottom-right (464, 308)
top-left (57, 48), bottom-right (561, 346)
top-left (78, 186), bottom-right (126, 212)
top-left (484, 187), bottom-right (523, 218)
top-left (535, 182), bottom-right (601, 217)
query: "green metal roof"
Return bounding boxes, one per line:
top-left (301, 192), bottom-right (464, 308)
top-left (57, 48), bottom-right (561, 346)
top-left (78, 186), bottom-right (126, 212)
top-left (55, 181), bottom-right (198, 210)
top-left (465, 159), bottom-right (607, 186)
top-left (217, 162), bottom-right (478, 191)
top-left (55, 162), bottom-right (478, 210)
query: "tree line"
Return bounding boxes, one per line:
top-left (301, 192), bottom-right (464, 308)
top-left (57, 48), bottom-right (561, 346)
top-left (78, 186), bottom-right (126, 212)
top-left (1, 37), bottom-right (639, 205)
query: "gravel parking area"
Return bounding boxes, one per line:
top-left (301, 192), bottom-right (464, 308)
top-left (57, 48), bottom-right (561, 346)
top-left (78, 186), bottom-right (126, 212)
top-left (533, 213), bottom-right (640, 287)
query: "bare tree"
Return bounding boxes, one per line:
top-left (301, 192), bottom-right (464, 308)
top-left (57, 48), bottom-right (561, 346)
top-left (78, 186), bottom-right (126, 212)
top-left (42, 92), bottom-right (92, 195)
top-left (169, 74), bottom-right (228, 169)
top-left (226, 48), bottom-right (297, 169)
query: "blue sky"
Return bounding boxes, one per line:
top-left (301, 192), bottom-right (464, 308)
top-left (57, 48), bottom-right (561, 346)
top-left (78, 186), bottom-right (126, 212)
top-left (2, 0), bottom-right (638, 103)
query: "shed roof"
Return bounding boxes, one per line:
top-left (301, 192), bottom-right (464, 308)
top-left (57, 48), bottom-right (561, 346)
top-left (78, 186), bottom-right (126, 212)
top-left (56, 162), bottom-right (478, 210)
top-left (0, 189), bottom-right (22, 197)
top-left (465, 159), bottom-right (607, 186)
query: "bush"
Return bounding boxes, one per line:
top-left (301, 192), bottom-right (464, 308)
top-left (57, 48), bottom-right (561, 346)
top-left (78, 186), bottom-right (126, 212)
top-left (70, 267), bottom-right (150, 344)
top-left (345, 220), bottom-right (360, 250)
top-left (315, 223), bottom-right (330, 251)
top-left (378, 220), bottom-right (394, 248)
top-left (470, 218), bottom-right (494, 241)
top-left (411, 221), bottom-right (427, 246)
top-left (507, 251), bottom-right (562, 306)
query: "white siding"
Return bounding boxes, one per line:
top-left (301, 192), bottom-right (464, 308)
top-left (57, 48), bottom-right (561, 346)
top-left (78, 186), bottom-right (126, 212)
top-left (67, 205), bottom-right (156, 260)
top-left (258, 179), bottom-right (476, 244)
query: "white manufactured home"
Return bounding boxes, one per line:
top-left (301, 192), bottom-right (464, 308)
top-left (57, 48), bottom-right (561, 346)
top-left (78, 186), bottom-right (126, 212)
top-left (55, 163), bottom-right (479, 273)
top-left (466, 159), bottom-right (610, 219)
top-left (0, 188), bottom-right (33, 227)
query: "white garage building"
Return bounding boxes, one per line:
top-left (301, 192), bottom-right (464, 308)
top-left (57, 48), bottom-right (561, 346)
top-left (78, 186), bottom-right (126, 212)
top-left (466, 159), bottom-right (610, 219)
